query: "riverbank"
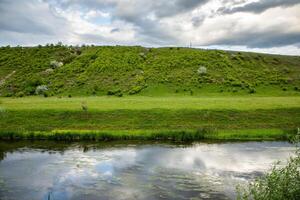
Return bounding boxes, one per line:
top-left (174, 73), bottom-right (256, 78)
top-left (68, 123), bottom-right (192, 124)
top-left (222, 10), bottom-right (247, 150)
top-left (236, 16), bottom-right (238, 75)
top-left (0, 96), bottom-right (299, 141)
top-left (0, 128), bottom-right (295, 141)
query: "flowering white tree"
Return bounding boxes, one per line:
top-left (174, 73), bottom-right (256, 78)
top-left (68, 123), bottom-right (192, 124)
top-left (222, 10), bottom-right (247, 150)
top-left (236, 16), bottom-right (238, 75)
top-left (197, 66), bottom-right (207, 75)
top-left (35, 85), bottom-right (48, 95)
top-left (50, 60), bottom-right (63, 68)
top-left (44, 68), bottom-right (54, 74)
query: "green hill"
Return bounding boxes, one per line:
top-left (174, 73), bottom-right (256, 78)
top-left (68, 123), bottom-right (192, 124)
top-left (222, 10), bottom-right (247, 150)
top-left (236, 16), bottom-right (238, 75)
top-left (0, 45), bottom-right (300, 97)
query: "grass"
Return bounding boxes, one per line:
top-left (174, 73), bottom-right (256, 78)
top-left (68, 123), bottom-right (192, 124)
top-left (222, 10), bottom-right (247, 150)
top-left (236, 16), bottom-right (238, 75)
top-left (0, 96), bottom-right (299, 141)
top-left (1, 96), bottom-right (300, 111)
top-left (1, 108), bottom-right (299, 131)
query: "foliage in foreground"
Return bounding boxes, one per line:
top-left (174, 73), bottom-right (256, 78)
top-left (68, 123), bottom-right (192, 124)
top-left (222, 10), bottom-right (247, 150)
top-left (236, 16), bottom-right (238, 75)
top-left (237, 136), bottom-right (300, 200)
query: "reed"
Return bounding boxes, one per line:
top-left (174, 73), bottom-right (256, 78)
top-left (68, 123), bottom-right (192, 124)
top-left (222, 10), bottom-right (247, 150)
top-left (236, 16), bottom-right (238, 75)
top-left (0, 128), bottom-right (294, 141)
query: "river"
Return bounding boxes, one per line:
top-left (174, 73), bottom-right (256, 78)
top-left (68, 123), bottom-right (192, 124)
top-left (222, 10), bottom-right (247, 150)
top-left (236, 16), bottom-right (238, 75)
top-left (0, 141), bottom-right (295, 200)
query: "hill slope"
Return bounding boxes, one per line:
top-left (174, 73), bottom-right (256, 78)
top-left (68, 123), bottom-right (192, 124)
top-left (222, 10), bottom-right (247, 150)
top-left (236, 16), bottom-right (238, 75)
top-left (0, 45), bottom-right (300, 97)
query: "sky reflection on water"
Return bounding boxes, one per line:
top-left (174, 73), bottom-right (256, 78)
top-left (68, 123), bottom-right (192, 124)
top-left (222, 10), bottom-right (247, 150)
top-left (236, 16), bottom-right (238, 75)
top-left (0, 141), bottom-right (295, 200)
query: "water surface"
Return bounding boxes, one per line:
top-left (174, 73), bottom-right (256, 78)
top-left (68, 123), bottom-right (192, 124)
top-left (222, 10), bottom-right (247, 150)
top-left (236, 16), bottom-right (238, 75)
top-left (0, 141), bottom-right (294, 200)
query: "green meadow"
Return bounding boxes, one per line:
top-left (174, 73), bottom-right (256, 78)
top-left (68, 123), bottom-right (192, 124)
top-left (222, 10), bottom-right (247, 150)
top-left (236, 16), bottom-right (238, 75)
top-left (0, 96), bottom-right (299, 141)
top-left (1, 96), bottom-right (300, 111)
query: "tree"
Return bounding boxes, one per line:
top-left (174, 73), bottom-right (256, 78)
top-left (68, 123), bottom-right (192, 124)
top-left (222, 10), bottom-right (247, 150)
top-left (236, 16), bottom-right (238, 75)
top-left (197, 66), bottom-right (207, 75)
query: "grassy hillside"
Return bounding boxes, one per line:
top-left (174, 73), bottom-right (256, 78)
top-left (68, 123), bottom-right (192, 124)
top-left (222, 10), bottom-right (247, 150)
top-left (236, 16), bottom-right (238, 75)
top-left (0, 45), bottom-right (300, 97)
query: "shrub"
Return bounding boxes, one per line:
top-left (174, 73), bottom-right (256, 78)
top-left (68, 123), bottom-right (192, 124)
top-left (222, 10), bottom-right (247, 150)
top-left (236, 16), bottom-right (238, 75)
top-left (197, 66), bottom-right (207, 75)
top-left (35, 85), bottom-right (48, 95)
top-left (22, 85), bottom-right (34, 95)
top-left (107, 89), bottom-right (123, 97)
top-left (249, 88), bottom-right (256, 94)
top-left (139, 52), bottom-right (146, 59)
top-left (4, 93), bottom-right (13, 97)
top-left (237, 136), bottom-right (300, 200)
top-left (91, 54), bottom-right (97, 60)
top-left (129, 86), bottom-right (143, 95)
top-left (231, 81), bottom-right (242, 87)
top-left (44, 68), bottom-right (54, 75)
top-left (16, 91), bottom-right (25, 97)
top-left (116, 92), bottom-right (123, 97)
top-left (43, 92), bottom-right (49, 98)
top-left (27, 77), bottom-right (43, 87)
top-left (50, 60), bottom-right (63, 68)
top-left (62, 54), bottom-right (76, 64)
top-left (282, 67), bottom-right (290, 74)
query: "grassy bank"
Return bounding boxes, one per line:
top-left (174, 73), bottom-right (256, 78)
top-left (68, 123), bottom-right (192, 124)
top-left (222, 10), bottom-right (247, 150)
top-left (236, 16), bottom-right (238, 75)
top-left (1, 96), bottom-right (299, 141)
top-left (1, 108), bottom-right (300, 130)
top-left (1, 96), bottom-right (300, 111)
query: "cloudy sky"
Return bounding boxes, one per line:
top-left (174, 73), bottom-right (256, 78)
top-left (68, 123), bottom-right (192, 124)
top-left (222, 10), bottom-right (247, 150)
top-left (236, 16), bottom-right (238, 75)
top-left (0, 0), bottom-right (300, 55)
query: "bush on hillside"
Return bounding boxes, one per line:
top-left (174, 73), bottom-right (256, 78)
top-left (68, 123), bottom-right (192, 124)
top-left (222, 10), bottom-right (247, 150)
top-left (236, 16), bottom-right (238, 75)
top-left (231, 81), bottom-right (242, 87)
top-left (50, 60), bottom-right (63, 68)
top-left (44, 68), bottom-right (54, 75)
top-left (107, 89), bottom-right (123, 97)
top-left (129, 85), bottom-right (144, 95)
top-left (35, 85), bottom-right (48, 95)
top-left (61, 54), bottom-right (77, 64)
top-left (16, 91), bottom-right (25, 97)
top-left (249, 88), bottom-right (256, 94)
top-left (197, 66), bottom-right (207, 75)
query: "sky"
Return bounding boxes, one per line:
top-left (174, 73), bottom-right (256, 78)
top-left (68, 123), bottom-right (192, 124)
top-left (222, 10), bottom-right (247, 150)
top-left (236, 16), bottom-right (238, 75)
top-left (0, 0), bottom-right (300, 55)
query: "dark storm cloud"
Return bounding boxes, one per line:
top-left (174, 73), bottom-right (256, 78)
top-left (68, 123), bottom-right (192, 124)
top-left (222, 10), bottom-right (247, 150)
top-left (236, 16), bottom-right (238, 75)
top-left (52, 0), bottom-right (209, 18)
top-left (110, 28), bottom-right (120, 33)
top-left (219, 0), bottom-right (300, 14)
top-left (192, 16), bottom-right (205, 27)
top-left (132, 18), bottom-right (179, 45)
top-left (47, 0), bottom-right (116, 10)
top-left (213, 31), bottom-right (300, 48)
top-left (147, 0), bottom-right (209, 18)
